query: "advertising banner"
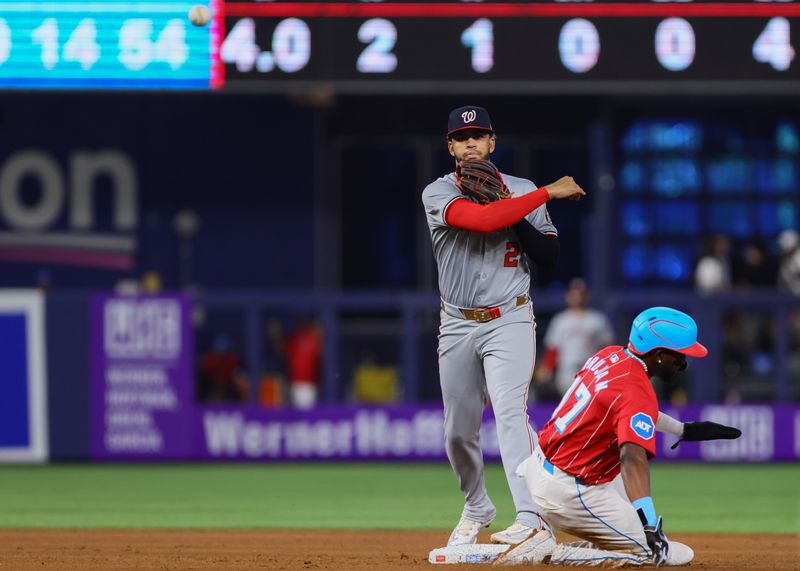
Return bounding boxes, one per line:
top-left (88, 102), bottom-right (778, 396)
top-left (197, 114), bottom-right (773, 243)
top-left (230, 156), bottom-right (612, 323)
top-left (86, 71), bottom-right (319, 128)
top-left (86, 302), bottom-right (800, 464)
top-left (90, 293), bottom-right (193, 460)
top-left (0, 290), bottom-right (48, 462)
top-left (193, 403), bottom-right (800, 463)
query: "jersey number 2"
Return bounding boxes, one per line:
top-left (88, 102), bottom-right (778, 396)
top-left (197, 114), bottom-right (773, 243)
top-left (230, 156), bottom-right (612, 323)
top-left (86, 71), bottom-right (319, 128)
top-left (504, 242), bottom-right (520, 267)
top-left (553, 382), bottom-right (591, 434)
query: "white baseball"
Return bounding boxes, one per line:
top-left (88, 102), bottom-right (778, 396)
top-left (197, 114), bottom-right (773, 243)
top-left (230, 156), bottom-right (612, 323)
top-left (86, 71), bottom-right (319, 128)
top-left (188, 5), bottom-right (210, 27)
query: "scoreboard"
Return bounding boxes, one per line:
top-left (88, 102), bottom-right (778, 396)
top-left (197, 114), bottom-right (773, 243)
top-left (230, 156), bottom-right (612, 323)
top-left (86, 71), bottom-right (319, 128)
top-left (0, 0), bottom-right (799, 91)
top-left (221, 1), bottom-right (800, 93)
top-left (0, 0), bottom-right (221, 88)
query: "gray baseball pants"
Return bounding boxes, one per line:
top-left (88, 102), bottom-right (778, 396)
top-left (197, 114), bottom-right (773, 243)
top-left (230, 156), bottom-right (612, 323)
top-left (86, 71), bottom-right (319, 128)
top-left (438, 300), bottom-right (541, 527)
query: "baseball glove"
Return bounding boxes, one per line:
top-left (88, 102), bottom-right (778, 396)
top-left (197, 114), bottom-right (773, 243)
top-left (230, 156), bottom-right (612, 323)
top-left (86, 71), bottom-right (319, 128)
top-left (670, 420), bottom-right (742, 449)
top-left (456, 159), bottom-right (511, 204)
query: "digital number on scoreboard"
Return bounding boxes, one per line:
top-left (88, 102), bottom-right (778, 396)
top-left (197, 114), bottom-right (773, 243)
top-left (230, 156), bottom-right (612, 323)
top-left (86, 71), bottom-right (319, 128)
top-left (220, 1), bottom-right (800, 93)
top-left (0, 0), bottom-right (220, 89)
top-left (0, 1), bottom-right (798, 92)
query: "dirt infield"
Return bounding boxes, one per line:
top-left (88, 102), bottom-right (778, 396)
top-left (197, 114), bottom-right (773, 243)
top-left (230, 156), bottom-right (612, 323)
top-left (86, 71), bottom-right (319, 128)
top-left (0, 530), bottom-right (797, 570)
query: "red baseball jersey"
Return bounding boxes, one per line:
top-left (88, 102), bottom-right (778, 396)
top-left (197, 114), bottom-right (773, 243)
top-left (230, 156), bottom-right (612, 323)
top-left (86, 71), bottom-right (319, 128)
top-left (538, 345), bottom-right (659, 485)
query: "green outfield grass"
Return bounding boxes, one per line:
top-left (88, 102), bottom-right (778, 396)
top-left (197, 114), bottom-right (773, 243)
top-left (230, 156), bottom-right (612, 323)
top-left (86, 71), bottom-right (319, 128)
top-left (0, 463), bottom-right (797, 533)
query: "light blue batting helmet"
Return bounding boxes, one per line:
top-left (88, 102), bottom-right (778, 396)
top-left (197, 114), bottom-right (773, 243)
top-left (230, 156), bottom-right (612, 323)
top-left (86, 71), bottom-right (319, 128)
top-left (628, 306), bottom-right (708, 357)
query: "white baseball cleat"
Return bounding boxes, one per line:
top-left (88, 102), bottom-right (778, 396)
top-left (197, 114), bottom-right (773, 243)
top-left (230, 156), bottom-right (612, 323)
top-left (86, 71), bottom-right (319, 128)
top-left (447, 515), bottom-right (494, 546)
top-left (665, 541), bottom-right (694, 566)
top-left (492, 528), bottom-right (557, 566)
top-left (490, 522), bottom-right (536, 545)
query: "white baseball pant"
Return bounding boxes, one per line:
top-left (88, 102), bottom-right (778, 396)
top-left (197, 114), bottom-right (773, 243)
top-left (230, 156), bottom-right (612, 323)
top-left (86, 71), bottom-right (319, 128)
top-left (516, 451), bottom-right (694, 566)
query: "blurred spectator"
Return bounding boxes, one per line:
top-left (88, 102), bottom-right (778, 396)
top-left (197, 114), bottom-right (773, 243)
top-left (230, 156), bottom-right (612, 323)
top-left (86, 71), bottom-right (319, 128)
top-left (777, 229), bottom-right (800, 294)
top-left (284, 316), bottom-right (323, 409)
top-left (789, 310), bottom-right (800, 351)
top-left (351, 352), bottom-right (399, 403)
top-left (114, 278), bottom-right (140, 295)
top-left (141, 270), bottom-right (163, 294)
top-left (733, 240), bottom-right (777, 289)
top-left (788, 310), bottom-right (800, 399)
top-left (721, 310), bottom-right (750, 378)
top-left (694, 234), bottom-right (731, 294)
top-left (720, 309), bottom-right (775, 401)
top-left (260, 319), bottom-right (288, 408)
top-left (196, 334), bottom-right (249, 402)
top-left (258, 372), bottom-right (285, 408)
top-left (113, 270), bottom-right (164, 295)
top-left (751, 313), bottom-right (775, 376)
top-left (535, 278), bottom-right (614, 396)
top-left (721, 310), bottom-right (748, 402)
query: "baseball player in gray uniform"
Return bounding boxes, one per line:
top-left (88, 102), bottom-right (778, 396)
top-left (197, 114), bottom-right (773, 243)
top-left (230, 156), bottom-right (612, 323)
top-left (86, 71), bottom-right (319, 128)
top-left (421, 105), bottom-right (586, 547)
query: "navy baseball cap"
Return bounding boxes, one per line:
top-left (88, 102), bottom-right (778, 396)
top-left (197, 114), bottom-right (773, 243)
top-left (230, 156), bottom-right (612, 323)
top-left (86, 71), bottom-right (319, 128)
top-left (447, 105), bottom-right (494, 137)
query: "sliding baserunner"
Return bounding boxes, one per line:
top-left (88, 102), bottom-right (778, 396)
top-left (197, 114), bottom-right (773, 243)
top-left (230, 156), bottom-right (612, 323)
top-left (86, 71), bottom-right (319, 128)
top-left (495, 307), bottom-right (741, 567)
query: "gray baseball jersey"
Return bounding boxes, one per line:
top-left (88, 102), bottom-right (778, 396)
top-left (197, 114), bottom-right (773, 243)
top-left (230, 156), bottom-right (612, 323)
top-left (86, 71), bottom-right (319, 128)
top-left (422, 170), bottom-right (557, 531)
top-left (422, 172), bottom-right (557, 308)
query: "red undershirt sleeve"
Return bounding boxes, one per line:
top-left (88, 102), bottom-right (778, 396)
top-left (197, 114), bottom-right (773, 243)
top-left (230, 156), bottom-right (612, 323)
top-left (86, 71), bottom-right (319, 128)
top-left (444, 187), bottom-right (550, 233)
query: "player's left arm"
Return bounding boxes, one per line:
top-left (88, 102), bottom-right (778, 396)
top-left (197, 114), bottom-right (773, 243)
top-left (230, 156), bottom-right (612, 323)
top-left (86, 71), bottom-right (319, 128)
top-left (616, 395), bottom-right (657, 504)
top-left (619, 442), bottom-right (652, 504)
top-left (513, 182), bottom-right (560, 268)
top-left (656, 411), bottom-right (742, 448)
top-left (655, 411), bottom-right (684, 436)
top-left (512, 219), bottom-right (559, 268)
top-left (620, 443), bottom-right (669, 566)
top-left (618, 391), bottom-right (669, 565)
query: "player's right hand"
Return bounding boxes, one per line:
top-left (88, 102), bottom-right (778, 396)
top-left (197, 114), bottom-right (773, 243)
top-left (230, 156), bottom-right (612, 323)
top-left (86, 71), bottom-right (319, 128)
top-left (543, 176), bottom-right (586, 201)
top-left (644, 517), bottom-right (670, 567)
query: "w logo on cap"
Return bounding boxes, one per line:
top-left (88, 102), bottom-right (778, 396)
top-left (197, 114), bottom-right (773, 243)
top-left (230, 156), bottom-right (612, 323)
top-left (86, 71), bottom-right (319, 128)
top-left (447, 105), bottom-right (493, 136)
